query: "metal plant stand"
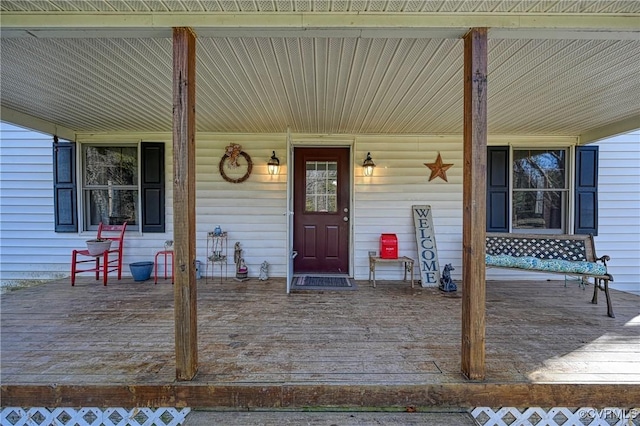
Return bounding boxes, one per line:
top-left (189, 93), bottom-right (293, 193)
top-left (206, 231), bottom-right (228, 283)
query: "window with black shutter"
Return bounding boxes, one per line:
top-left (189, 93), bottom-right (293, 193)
top-left (574, 145), bottom-right (599, 235)
top-left (487, 145), bottom-right (584, 235)
top-left (141, 142), bottom-right (165, 233)
top-left (54, 141), bottom-right (165, 233)
top-left (53, 138), bottom-right (78, 232)
top-left (486, 146), bottom-right (509, 232)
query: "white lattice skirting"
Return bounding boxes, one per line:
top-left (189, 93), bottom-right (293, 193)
top-left (3, 406), bottom-right (639, 426)
top-left (0, 407), bottom-right (191, 426)
top-left (472, 407), bottom-right (640, 426)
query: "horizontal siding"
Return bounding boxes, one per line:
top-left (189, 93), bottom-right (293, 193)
top-left (354, 135), bottom-right (463, 281)
top-left (2, 123), bottom-right (638, 295)
top-left (594, 130), bottom-right (640, 295)
top-left (0, 128), bottom-right (291, 283)
top-left (0, 123), bottom-right (63, 281)
top-left (191, 134), bottom-right (288, 278)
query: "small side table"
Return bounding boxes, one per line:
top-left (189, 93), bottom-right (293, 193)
top-left (369, 255), bottom-right (415, 288)
top-left (154, 250), bottom-right (174, 284)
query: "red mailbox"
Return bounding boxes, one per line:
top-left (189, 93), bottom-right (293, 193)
top-left (380, 234), bottom-right (398, 259)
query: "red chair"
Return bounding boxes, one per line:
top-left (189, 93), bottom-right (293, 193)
top-left (71, 222), bottom-right (127, 286)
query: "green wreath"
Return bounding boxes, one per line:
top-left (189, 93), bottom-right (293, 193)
top-left (219, 151), bottom-right (253, 183)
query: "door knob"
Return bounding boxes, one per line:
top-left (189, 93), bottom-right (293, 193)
top-left (343, 217), bottom-right (349, 222)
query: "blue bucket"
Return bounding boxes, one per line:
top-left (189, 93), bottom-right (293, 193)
top-left (129, 261), bottom-right (154, 282)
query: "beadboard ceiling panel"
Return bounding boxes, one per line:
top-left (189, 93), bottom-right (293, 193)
top-left (2, 0), bottom-right (640, 13)
top-left (1, 2), bottom-right (639, 137)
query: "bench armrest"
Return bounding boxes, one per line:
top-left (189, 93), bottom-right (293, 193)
top-left (595, 255), bottom-right (613, 281)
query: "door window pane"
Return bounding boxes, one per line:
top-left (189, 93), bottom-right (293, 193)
top-left (305, 161), bottom-right (337, 213)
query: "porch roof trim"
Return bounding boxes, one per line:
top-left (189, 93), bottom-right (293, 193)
top-left (2, 12), bottom-right (639, 40)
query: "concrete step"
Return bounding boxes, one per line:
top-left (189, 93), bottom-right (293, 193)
top-left (182, 409), bottom-right (478, 425)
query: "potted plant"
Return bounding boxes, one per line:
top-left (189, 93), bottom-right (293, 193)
top-left (86, 238), bottom-right (112, 256)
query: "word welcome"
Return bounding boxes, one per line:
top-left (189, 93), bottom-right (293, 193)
top-left (412, 205), bottom-right (440, 287)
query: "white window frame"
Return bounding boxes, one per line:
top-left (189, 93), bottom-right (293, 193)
top-left (509, 146), bottom-right (571, 235)
top-left (80, 143), bottom-right (140, 232)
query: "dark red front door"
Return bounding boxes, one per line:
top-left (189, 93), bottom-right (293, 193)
top-left (293, 147), bottom-right (350, 274)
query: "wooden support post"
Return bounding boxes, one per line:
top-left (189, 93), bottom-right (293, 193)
top-left (462, 27), bottom-right (488, 380)
top-left (173, 27), bottom-right (198, 381)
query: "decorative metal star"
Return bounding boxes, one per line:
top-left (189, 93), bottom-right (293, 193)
top-left (424, 152), bottom-right (454, 182)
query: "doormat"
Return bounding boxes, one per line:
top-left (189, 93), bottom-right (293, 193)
top-left (291, 275), bottom-right (356, 291)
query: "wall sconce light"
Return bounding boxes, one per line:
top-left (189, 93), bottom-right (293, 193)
top-left (362, 152), bottom-right (375, 177)
top-left (267, 151), bottom-right (280, 175)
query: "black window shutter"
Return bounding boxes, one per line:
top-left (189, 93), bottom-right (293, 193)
top-left (486, 146), bottom-right (510, 232)
top-left (53, 138), bottom-right (78, 232)
top-left (574, 145), bottom-right (599, 235)
top-left (141, 142), bottom-right (165, 233)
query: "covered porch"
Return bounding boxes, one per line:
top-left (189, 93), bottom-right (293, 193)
top-left (1, 0), bottom-right (639, 393)
top-left (2, 277), bottom-right (639, 408)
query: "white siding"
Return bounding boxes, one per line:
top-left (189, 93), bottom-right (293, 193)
top-left (192, 134), bottom-right (288, 278)
top-left (0, 122), bottom-right (66, 283)
top-left (0, 126), bottom-right (290, 284)
top-left (354, 135), bottom-right (463, 281)
top-left (2, 122), bottom-right (638, 293)
top-left (595, 130), bottom-right (640, 295)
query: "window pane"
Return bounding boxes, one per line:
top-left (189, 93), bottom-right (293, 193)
top-left (83, 145), bottom-right (139, 230)
top-left (86, 189), bottom-right (138, 227)
top-left (513, 191), bottom-right (564, 230)
top-left (84, 146), bottom-right (138, 186)
top-left (512, 149), bottom-right (567, 232)
top-left (513, 150), bottom-right (565, 189)
top-left (305, 161), bottom-right (338, 213)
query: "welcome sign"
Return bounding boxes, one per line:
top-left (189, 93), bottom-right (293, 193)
top-left (412, 205), bottom-right (441, 287)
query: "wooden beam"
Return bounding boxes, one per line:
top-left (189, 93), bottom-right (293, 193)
top-left (173, 26), bottom-right (198, 381)
top-left (3, 383), bottom-right (640, 408)
top-left (462, 27), bottom-right (488, 381)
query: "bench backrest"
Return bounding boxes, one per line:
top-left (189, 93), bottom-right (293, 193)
top-left (486, 232), bottom-right (596, 262)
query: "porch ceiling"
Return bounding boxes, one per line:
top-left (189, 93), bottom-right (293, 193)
top-left (1, 1), bottom-right (639, 142)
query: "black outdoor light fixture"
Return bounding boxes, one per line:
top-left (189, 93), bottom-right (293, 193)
top-left (362, 152), bottom-right (376, 177)
top-left (267, 151), bottom-right (280, 175)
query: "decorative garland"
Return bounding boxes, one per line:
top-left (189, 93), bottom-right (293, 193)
top-left (219, 144), bottom-right (253, 183)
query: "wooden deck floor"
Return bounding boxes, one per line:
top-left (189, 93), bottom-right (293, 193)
top-left (1, 276), bottom-right (639, 408)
